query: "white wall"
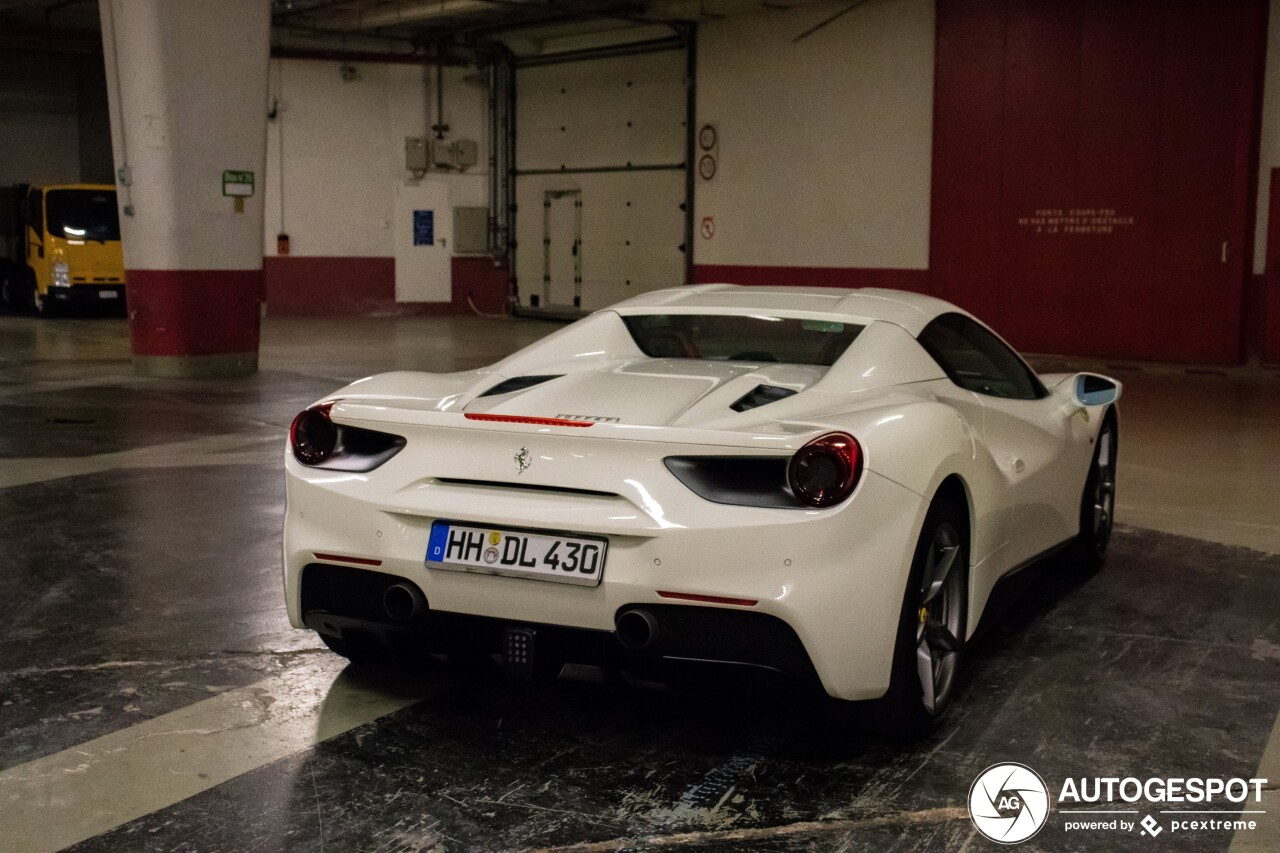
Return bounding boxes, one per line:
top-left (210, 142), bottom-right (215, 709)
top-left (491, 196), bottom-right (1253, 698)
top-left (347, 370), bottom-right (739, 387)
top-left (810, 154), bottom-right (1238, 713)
top-left (1254, 0), bottom-right (1280, 275)
top-left (694, 0), bottom-right (935, 270)
top-left (263, 59), bottom-right (489, 278)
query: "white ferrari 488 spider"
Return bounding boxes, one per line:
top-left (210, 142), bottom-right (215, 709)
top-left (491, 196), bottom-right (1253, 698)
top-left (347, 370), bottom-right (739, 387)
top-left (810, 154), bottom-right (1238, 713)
top-left (283, 285), bottom-right (1119, 734)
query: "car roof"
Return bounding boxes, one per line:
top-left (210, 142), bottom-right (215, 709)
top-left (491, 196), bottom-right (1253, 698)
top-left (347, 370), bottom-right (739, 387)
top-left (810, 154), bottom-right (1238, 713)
top-left (607, 284), bottom-right (964, 336)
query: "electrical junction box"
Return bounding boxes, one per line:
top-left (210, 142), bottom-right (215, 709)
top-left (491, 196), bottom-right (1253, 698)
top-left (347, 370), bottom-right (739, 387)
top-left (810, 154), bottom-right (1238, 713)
top-left (452, 139), bottom-right (479, 170)
top-left (430, 139), bottom-right (455, 169)
top-left (404, 137), bottom-right (428, 171)
top-left (453, 207), bottom-right (489, 255)
top-left (428, 138), bottom-right (480, 171)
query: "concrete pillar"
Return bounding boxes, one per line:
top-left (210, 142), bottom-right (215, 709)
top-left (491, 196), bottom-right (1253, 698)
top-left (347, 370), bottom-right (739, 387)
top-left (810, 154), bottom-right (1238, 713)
top-left (99, 0), bottom-right (270, 378)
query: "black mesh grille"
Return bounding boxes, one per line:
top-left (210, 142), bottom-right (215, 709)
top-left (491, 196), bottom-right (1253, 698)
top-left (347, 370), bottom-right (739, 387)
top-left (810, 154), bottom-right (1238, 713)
top-left (730, 384), bottom-right (798, 413)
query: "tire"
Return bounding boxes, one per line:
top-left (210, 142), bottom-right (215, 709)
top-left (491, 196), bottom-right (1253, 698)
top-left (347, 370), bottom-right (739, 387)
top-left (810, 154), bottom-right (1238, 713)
top-left (1074, 410), bottom-right (1118, 571)
top-left (867, 496), bottom-right (969, 738)
top-left (0, 263), bottom-right (18, 309)
top-left (29, 270), bottom-right (57, 317)
top-left (22, 268), bottom-right (38, 312)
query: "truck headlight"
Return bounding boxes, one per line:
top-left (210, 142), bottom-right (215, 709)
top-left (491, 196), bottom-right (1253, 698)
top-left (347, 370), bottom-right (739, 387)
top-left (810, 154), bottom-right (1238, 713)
top-left (52, 262), bottom-right (71, 288)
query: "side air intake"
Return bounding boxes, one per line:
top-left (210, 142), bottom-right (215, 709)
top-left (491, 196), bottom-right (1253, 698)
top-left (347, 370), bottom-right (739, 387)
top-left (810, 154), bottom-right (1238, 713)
top-left (731, 384), bottom-right (798, 413)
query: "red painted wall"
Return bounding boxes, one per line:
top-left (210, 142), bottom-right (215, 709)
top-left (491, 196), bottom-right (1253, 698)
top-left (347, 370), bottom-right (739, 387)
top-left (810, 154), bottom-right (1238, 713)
top-left (264, 256), bottom-right (510, 317)
top-left (1267, 285), bottom-right (1280, 365)
top-left (930, 0), bottom-right (1266, 364)
top-left (691, 264), bottom-right (930, 292)
top-left (264, 256), bottom-right (400, 316)
top-left (451, 257), bottom-right (509, 314)
top-left (127, 270), bottom-right (261, 356)
top-left (1263, 168), bottom-right (1280, 364)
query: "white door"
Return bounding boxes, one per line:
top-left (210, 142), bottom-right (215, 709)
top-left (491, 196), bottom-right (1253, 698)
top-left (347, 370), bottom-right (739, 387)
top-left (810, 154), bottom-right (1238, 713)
top-left (976, 397), bottom-right (1083, 567)
top-left (918, 313), bottom-right (1088, 570)
top-left (394, 181), bottom-right (451, 303)
top-left (543, 190), bottom-right (580, 308)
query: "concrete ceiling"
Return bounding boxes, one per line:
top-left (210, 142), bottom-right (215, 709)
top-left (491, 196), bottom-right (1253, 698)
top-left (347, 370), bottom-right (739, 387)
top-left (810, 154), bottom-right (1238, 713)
top-left (0, 0), bottom-right (837, 58)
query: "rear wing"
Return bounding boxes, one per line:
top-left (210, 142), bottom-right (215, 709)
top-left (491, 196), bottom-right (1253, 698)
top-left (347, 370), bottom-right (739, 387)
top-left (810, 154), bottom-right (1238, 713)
top-left (330, 398), bottom-right (822, 453)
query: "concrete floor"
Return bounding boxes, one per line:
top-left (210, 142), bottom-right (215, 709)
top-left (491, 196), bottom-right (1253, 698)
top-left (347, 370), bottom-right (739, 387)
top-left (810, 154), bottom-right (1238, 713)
top-left (1, 312), bottom-right (1278, 851)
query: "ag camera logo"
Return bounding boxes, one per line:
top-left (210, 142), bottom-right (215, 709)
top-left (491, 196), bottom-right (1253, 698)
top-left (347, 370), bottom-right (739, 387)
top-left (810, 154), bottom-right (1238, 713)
top-left (969, 763), bottom-right (1051, 844)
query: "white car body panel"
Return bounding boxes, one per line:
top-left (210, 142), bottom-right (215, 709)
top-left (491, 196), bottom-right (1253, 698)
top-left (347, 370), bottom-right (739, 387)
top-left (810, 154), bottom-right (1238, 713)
top-left (282, 285), bottom-right (1119, 702)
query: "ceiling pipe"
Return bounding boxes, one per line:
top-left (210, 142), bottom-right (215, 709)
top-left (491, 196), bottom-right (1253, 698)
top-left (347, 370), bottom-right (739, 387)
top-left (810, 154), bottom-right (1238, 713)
top-left (270, 44), bottom-right (475, 65)
top-left (325, 0), bottom-right (510, 30)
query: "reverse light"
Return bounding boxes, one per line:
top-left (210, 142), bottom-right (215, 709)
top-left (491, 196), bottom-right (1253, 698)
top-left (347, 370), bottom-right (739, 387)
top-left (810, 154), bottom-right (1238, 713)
top-left (52, 261), bottom-right (71, 288)
top-left (289, 403), bottom-right (406, 471)
top-left (788, 432), bottom-right (862, 508)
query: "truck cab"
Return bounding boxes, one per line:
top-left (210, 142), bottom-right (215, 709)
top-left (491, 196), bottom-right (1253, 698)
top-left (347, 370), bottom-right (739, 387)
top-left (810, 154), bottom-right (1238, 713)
top-left (15, 183), bottom-right (125, 315)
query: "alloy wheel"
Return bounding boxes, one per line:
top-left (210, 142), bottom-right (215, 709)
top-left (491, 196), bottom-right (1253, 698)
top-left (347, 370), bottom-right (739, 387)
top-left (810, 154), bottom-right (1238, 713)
top-left (915, 521), bottom-right (963, 715)
top-left (1091, 426), bottom-right (1116, 555)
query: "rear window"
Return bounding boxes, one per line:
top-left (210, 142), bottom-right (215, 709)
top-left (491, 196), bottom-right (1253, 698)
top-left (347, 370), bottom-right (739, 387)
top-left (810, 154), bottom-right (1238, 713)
top-left (622, 314), bottom-right (863, 366)
top-left (44, 189), bottom-right (120, 241)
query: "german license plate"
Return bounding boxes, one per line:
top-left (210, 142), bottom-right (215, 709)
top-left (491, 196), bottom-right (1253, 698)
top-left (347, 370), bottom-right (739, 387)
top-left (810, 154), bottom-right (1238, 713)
top-left (99, 291), bottom-right (118, 299)
top-left (426, 521), bottom-right (606, 586)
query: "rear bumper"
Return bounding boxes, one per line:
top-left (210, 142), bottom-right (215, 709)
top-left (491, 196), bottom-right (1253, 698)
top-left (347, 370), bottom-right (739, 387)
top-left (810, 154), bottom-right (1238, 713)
top-left (283, 436), bottom-right (930, 701)
top-left (300, 562), bottom-right (822, 688)
top-left (47, 284), bottom-right (125, 304)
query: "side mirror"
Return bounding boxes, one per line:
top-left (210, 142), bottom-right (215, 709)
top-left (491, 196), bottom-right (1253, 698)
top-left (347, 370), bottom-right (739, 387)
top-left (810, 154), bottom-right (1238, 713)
top-left (1072, 373), bottom-right (1119, 407)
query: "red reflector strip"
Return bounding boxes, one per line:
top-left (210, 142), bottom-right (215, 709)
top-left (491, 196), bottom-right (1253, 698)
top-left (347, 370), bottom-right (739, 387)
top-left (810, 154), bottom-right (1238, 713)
top-left (464, 413), bottom-right (594, 427)
top-left (657, 590), bottom-right (758, 607)
top-left (313, 553), bottom-right (383, 567)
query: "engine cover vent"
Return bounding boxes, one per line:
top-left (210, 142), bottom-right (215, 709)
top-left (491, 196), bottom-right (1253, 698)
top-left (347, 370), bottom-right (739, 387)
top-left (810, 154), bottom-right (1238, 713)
top-left (478, 375), bottom-right (562, 397)
top-left (731, 384), bottom-right (798, 413)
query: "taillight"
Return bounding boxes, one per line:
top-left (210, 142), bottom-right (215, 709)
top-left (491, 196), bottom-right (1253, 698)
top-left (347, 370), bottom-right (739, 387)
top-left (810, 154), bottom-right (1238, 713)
top-left (290, 404), bottom-right (338, 465)
top-left (289, 403), bottom-right (407, 471)
top-left (788, 432), bottom-right (862, 508)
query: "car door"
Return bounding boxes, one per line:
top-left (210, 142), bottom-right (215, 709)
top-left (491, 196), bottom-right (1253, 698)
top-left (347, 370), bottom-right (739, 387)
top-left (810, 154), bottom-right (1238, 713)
top-left (918, 314), bottom-right (1081, 570)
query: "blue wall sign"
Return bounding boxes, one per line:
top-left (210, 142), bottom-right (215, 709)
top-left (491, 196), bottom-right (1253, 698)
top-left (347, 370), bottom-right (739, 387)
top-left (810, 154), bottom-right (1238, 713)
top-left (413, 210), bottom-right (434, 246)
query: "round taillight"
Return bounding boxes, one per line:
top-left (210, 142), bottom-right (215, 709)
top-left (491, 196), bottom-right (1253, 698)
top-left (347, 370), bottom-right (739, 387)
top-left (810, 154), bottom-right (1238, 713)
top-left (788, 432), bottom-right (862, 508)
top-left (290, 404), bottom-right (337, 466)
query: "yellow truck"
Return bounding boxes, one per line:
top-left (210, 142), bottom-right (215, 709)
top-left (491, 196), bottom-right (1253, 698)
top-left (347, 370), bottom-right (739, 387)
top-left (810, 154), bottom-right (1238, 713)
top-left (0, 183), bottom-right (125, 316)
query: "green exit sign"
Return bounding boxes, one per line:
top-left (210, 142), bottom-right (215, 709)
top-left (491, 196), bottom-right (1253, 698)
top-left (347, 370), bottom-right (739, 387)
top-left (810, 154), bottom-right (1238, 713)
top-left (222, 170), bottom-right (254, 197)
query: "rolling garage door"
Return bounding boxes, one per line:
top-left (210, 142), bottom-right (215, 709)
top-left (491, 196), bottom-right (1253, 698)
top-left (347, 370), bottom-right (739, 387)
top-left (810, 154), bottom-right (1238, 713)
top-left (514, 42), bottom-right (690, 315)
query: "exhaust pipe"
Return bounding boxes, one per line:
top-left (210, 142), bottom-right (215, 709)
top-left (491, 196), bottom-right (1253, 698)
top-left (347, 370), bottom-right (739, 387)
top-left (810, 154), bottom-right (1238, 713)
top-left (382, 582), bottom-right (426, 622)
top-left (615, 608), bottom-right (659, 651)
